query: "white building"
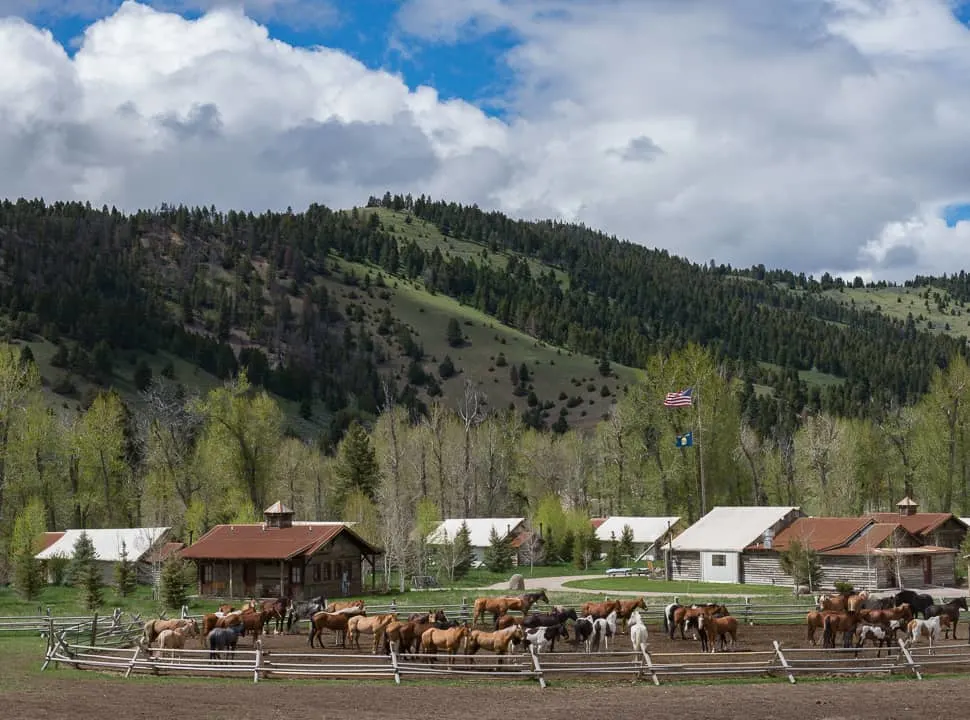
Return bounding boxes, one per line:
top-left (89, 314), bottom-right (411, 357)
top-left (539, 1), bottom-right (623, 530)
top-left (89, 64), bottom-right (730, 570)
top-left (594, 516), bottom-right (681, 563)
top-left (35, 527), bottom-right (172, 585)
top-left (670, 507), bottom-right (803, 583)
top-left (425, 518), bottom-right (526, 565)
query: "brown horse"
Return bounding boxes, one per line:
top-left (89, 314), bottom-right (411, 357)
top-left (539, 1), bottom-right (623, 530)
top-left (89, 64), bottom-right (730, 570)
top-left (805, 610), bottom-right (842, 646)
top-left (238, 607), bottom-right (273, 646)
top-left (822, 611), bottom-right (862, 648)
top-left (580, 598), bottom-right (622, 620)
top-left (348, 613), bottom-right (397, 654)
top-left (258, 598), bottom-right (291, 635)
top-left (674, 604), bottom-right (729, 640)
top-left (861, 603), bottom-right (913, 627)
top-left (699, 614), bottom-right (737, 653)
top-left (496, 615), bottom-right (526, 630)
top-left (199, 611), bottom-right (243, 647)
top-left (142, 618), bottom-right (198, 647)
top-left (817, 591), bottom-right (869, 613)
top-left (421, 625), bottom-right (470, 664)
top-left (466, 626), bottom-right (525, 664)
top-left (473, 591), bottom-right (549, 627)
top-left (308, 606), bottom-right (366, 649)
top-left (616, 597), bottom-right (647, 631)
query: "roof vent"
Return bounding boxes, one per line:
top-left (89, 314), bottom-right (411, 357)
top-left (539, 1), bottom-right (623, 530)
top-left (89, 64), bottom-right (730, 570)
top-left (897, 496), bottom-right (919, 517)
top-left (763, 528), bottom-right (774, 550)
top-left (264, 500), bottom-right (294, 529)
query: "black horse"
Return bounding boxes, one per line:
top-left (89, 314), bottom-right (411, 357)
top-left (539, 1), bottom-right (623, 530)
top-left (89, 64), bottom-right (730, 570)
top-left (894, 590), bottom-right (935, 619)
top-left (286, 596), bottom-right (326, 632)
top-left (924, 597), bottom-right (968, 640)
top-left (523, 607), bottom-right (577, 630)
top-left (861, 596), bottom-right (896, 611)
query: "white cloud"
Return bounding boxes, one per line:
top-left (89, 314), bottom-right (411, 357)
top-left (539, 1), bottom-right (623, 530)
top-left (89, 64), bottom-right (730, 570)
top-left (5, 0), bottom-right (970, 280)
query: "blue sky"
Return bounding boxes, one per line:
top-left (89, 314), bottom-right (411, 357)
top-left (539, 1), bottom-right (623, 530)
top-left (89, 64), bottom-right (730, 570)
top-left (32, 1), bottom-right (519, 116)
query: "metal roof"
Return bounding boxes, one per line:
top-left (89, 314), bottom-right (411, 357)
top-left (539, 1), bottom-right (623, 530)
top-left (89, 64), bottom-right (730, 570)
top-left (595, 516), bottom-right (680, 544)
top-left (749, 517), bottom-right (871, 553)
top-left (180, 522), bottom-right (380, 560)
top-left (35, 528), bottom-right (170, 562)
top-left (671, 507), bottom-right (801, 552)
top-left (426, 518), bottom-right (525, 548)
top-left (866, 512), bottom-right (965, 536)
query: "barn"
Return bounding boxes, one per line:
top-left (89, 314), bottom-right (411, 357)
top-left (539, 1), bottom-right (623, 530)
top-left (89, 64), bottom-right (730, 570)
top-left (594, 516), bottom-right (681, 563)
top-left (179, 502), bottom-right (382, 600)
top-left (743, 515), bottom-right (959, 589)
top-left (670, 506), bottom-right (803, 583)
top-left (35, 527), bottom-right (172, 585)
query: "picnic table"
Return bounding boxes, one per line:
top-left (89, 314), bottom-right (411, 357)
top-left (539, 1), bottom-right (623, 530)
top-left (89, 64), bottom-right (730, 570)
top-left (410, 575), bottom-right (440, 590)
top-left (605, 567), bottom-right (652, 577)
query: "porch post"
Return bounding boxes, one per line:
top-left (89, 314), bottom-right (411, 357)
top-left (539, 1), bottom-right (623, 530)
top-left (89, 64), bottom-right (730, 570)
top-left (229, 559), bottom-right (234, 599)
top-left (370, 554), bottom-right (376, 591)
top-left (280, 560), bottom-right (285, 598)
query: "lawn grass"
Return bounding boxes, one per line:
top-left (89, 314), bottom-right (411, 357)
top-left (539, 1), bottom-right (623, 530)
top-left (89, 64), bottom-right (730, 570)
top-left (561, 577), bottom-right (798, 597)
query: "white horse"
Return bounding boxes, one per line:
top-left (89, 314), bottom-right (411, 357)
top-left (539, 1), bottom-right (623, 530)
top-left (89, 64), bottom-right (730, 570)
top-left (906, 616), bottom-right (948, 655)
top-left (629, 610), bottom-right (648, 654)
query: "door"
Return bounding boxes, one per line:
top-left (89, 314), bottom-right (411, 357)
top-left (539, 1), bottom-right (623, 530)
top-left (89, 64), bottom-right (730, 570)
top-left (701, 551), bottom-right (739, 583)
top-left (923, 556), bottom-right (932, 585)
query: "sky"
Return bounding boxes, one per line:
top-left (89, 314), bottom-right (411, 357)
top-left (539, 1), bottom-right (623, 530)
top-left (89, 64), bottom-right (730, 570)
top-left (4, 1), bottom-right (970, 282)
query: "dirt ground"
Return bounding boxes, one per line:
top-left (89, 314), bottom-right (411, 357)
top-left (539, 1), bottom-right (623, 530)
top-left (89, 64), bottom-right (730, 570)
top-left (8, 619), bottom-right (970, 720)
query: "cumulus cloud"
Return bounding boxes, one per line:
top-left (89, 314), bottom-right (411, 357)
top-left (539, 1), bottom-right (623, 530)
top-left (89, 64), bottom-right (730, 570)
top-left (5, 1), bottom-right (970, 280)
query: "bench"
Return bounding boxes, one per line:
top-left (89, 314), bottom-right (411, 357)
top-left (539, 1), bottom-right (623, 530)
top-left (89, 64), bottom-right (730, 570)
top-left (606, 567), bottom-right (653, 577)
top-left (410, 575), bottom-right (440, 590)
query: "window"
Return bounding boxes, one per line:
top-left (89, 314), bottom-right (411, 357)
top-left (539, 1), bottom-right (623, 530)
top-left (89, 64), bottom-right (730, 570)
top-left (202, 564), bottom-right (213, 583)
top-left (290, 565), bottom-right (303, 585)
top-left (323, 561), bottom-right (331, 581)
top-left (711, 554), bottom-right (727, 567)
top-left (312, 563), bottom-right (321, 582)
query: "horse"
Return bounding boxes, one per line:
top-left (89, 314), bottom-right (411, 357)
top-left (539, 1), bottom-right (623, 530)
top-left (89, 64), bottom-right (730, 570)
top-left (923, 598), bottom-right (967, 640)
top-left (473, 591), bottom-right (549, 627)
top-left (591, 609), bottom-right (617, 652)
top-left (664, 603), bottom-right (682, 638)
top-left (906, 615), bottom-right (950, 655)
top-left (893, 590), bottom-right (935, 619)
top-left (421, 625), bottom-right (470, 664)
top-left (522, 607), bottom-right (577, 637)
top-left (207, 625), bottom-right (243, 660)
top-left (142, 618), bottom-right (197, 647)
top-left (524, 624), bottom-right (569, 653)
top-left (466, 626), bottom-right (525, 664)
top-left (861, 595), bottom-right (896, 611)
top-left (287, 597), bottom-right (325, 632)
top-left (822, 611), bottom-right (861, 649)
top-left (200, 611), bottom-right (243, 647)
top-left (860, 603), bottom-right (913, 629)
top-left (325, 599), bottom-right (365, 613)
top-left (580, 598), bottom-right (621, 620)
top-left (698, 613), bottom-right (737, 653)
top-left (237, 607), bottom-right (273, 645)
top-left (855, 621), bottom-right (901, 657)
top-left (386, 612), bottom-right (452, 656)
top-left (347, 613), bottom-right (397, 654)
top-left (155, 622), bottom-right (199, 660)
top-left (678, 604), bottom-right (729, 641)
top-left (616, 597), bottom-right (647, 631)
top-left (816, 591), bottom-right (868, 613)
top-left (308, 608), bottom-right (365, 649)
top-left (258, 597), bottom-right (291, 635)
top-left (496, 615), bottom-right (526, 630)
top-left (805, 610), bottom-right (843, 646)
top-left (629, 610), bottom-right (648, 654)
top-left (572, 616), bottom-right (596, 653)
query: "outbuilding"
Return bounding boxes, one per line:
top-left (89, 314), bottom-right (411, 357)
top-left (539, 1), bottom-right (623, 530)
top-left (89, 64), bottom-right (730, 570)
top-left (35, 527), bottom-right (172, 585)
top-left (425, 518), bottom-right (528, 566)
top-left (594, 516), bottom-right (681, 563)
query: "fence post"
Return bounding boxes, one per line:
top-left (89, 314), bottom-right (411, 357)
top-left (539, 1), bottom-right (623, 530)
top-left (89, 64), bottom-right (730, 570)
top-left (125, 644), bottom-right (141, 679)
top-left (90, 613), bottom-right (98, 647)
top-left (390, 599), bottom-right (397, 615)
top-left (181, 605), bottom-right (189, 619)
top-left (253, 638), bottom-right (263, 684)
top-left (772, 640), bottom-right (796, 684)
top-left (41, 617), bottom-right (56, 671)
top-left (461, 598), bottom-right (468, 624)
top-left (528, 644), bottom-right (546, 689)
top-left (641, 646), bottom-right (660, 686)
top-left (744, 597), bottom-right (752, 625)
top-left (896, 638), bottom-right (922, 680)
top-left (389, 640), bottom-right (402, 685)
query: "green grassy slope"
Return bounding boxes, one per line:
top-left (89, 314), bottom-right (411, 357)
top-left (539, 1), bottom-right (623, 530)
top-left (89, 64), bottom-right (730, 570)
top-left (826, 285), bottom-right (970, 339)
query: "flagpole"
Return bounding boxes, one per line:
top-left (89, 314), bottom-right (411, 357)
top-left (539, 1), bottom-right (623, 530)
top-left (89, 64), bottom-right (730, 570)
top-left (696, 384), bottom-right (707, 516)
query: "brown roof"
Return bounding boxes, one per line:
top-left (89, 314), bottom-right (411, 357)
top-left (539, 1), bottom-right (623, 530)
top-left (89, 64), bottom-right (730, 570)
top-left (866, 513), bottom-right (962, 537)
top-left (511, 531), bottom-right (542, 549)
top-left (590, 518), bottom-right (606, 530)
top-left (824, 523), bottom-right (903, 556)
top-left (38, 532), bottom-right (65, 553)
top-left (759, 517), bottom-right (871, 553)
top-left (180, 523), bottom-right (381, 561)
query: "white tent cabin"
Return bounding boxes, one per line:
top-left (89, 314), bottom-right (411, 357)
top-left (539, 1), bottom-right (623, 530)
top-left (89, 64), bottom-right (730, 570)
top-left (425, 518), bottom-right (527, 565)
top-left (35, 527), bottom-right (172, 585)
top-left (594, 516), bottom-right (681, 563)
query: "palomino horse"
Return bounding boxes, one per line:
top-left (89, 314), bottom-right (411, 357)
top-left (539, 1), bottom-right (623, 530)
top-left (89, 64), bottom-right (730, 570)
top-left (466, 626), bottom-right (525, 664)
top-left (142, 618), bottom-right (198, 647)
top-left (906, 615), bottom-right (950, 654)
top-left (473, 591), bottom-right (549, 627)
top-left (348, 613), bottom-right (397, 654)
top-left (923, 598), bottom-right (967, 640)
top-left (421, 624), bottom-right (470, 664)
top-left (325, 599), bottom-right (365, 613)
top-left (155, 623), bottom-right (199, 660)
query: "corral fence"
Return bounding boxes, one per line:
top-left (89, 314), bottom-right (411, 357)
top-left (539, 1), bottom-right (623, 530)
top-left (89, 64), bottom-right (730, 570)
top-left (39, 631), bottom-right (970, 687)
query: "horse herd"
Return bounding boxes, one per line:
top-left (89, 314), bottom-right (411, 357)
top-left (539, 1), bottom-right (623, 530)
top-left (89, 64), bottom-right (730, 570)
top-left (806, 590), bottom-right (968, 655)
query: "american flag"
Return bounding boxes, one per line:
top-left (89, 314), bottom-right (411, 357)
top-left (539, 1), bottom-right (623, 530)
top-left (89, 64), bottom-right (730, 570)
top-left (664, 388), bottom-right (694, 408)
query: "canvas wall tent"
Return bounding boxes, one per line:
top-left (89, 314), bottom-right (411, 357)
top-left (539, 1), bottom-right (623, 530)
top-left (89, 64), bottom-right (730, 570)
top-left (35, 527), bottom-right (172, 585)
top-left (670, 507), bottom-right (803, 583)
top-left (594, 516), bottom-right (681, 562)
top-left (426, 518), bottom-right (527, 564)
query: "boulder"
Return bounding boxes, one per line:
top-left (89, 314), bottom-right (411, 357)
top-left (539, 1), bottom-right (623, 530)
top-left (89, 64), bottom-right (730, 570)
top-left (508, 573), bottom-right (525, 591)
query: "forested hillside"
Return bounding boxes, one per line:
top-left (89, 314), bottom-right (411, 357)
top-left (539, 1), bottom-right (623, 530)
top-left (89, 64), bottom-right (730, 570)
top-left (5, 194), bottom-right (970, 587)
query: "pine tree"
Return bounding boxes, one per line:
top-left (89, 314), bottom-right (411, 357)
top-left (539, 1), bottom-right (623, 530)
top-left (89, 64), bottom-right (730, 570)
top-left (453, 521), bottom-right (474, 579)
top-left (446, 318), bottom-right (464, 347)
top-left (83, 560), bottom-right (104, 611)
top-left (573, 524), bottom-right (600, 570)
top-left (334, 421), bottom-right (380, 502)
top-left (69, 531), bottom-right (97, 588)
top-left (607, 531), bottom-right (622, 568)
top-left (114, 540), bottom-right (138, 597)
top-left (778, 539), bottom-right (823, 590)
top-left (618, 524), bottom-right (636, 564)
top-left (483, 526), bottom-right (514, 573)
top-left (160, 556), bottom-right (192, 610)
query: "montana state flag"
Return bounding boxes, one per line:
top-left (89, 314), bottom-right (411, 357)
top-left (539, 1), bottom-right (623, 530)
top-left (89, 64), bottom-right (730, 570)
top-left (675, 431), bottom-right (694, 448)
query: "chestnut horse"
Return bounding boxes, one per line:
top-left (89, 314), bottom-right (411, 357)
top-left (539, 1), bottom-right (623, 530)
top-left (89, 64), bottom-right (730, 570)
top-left (385, 611), bottom-right (449, 657)
top-left (200, 611), bottom-right (243, 647)
top-left (466, 626), bottom-right (525, 664)
top-left (817, 591), bottom-right (869, 613)
top-left (822, 611), bottom-right (862, 649)
top-left (473, 591), bottom-right (549, 627)
top-left (616, 597), bottom-right (647, 631)
top-left (805, 610), bottom-right (844, 646)
top-left (308, 606), bottom-right (366, 649)
top-left (699, 614), bottom-right (737, 653)
top-left (580, 598), bottom-right (621, 620)
top-left (421, 624), bottom-right (470, 664)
